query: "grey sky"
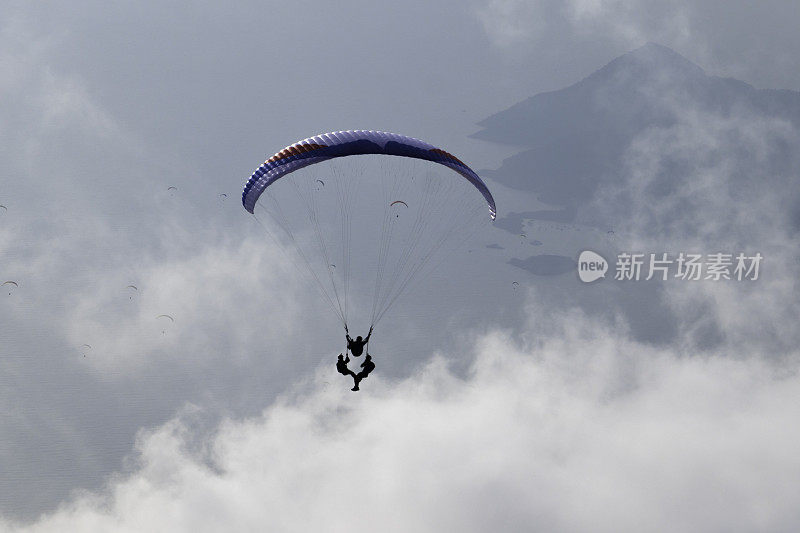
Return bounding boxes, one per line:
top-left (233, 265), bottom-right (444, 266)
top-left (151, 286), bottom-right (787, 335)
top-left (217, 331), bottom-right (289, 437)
top-left (1, 0), bottom-right (799, 530)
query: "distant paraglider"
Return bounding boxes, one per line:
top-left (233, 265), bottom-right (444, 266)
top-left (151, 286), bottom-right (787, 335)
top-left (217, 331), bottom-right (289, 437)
top-left (80, 344), bottom-right (92, 357)
top-left (390, 200), bottom-right (409, 218)
top-left (126, 285), bottom-right (138, 299)
top-left (2, 280), bottom-right (18, 295)
top-left (156, 314), bottom-right (174, 335)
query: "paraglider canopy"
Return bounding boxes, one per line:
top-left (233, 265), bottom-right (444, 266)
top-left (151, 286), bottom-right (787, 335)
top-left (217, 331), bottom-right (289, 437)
top-left (242, 130), bottom-right (496, 219)
top-left (3, 281), bottom-right (18, 295)
top-left (156, 314), bottom-right (174, 335)
top-left (242, 130), bottom-right (497, 330)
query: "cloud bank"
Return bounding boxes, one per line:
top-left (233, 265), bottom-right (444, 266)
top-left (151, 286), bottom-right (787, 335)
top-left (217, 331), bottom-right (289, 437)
top-left (9, 301), bottom-right (799, 532)
top-left (473, 0), bottom-right (800, 90)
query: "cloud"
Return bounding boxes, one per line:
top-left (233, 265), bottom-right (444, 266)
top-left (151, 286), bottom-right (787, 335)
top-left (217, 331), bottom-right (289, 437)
top-left (10, 302), bottom-right (800, 532)
top-left (0, 16), bottom-right (134, 182)
top-left (472, 0), bottom-right (692, 49)
top-left (64, 234), bottom-right (302, 372)
top-left (565, 0), bottom-right (692, 46)
top-left (592, 89), bottom-right (800, 355)
top-left (472, 0), bottom-right (800, 91)
top-left (473, 0), bottom-right (551, 48)
top-left (608, 106), bottom-right (799, 249)
top-left (0, 15), bottom-right (325, 510)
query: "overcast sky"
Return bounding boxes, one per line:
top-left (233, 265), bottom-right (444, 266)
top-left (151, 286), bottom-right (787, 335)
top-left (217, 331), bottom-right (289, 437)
top-left (2, 1), bottom-right (800, 530)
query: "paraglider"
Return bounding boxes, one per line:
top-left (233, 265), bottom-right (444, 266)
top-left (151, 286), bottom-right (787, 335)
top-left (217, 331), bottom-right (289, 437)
top-left (345, 325), bottom-right (372, 358)
top-left (2, 280), bottom-right (18, 295)
top-left (167, 186), bottom-right (178, 191)
top-left (337, 349), bottom-right (376, 392)
top-left (156, 314), bottom-right (174, 335)
top-left (126, 285), bottom-right (138, 299)
top-left (80, 344), bottom-right (92, 357)
top-left (336, 353), bottom-right (355, 380)
top-left (390, 200), bottom-right (408, 218)
top-left (351, 354), bottom-right (375, 392)
top-left (243, 130), bottom-right (496, 390)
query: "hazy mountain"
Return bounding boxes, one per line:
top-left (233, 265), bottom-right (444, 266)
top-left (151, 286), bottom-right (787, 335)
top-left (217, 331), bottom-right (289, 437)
top-left (475, 42), bottom-right (800, 218)
top-left (479, 42), bottom-right (799, 351)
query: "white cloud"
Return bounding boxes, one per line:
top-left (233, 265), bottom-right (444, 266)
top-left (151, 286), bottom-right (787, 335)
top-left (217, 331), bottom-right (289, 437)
top-left (566, 0), bottom-right (692, 46)
top-left (0, 16), bottom-right (134, 180)
top-left (473, 0), bottom-right (692, 49)
top-left (473, 0), bottom-right (550, 48)
top-left (64, 234), bottom-right (303, 373)
top-left (10, 303), bottom-right (800, 532)
top-left (613, 107), bottom-right (798, 249)
top-left (471, 0), bottom-right (800, 90)
top-left (598, 95), bottom-right (800, 355)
